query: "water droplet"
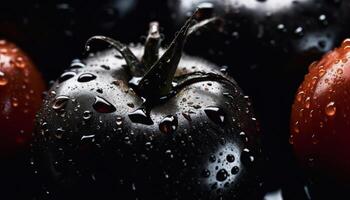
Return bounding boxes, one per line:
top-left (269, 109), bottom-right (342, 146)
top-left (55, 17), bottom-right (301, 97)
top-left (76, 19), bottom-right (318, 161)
top-left (15, 56), bottom-right (25, 68)
top-left (325, 101), bottom-right (336, 116)
top-left (83, 111), bottom-right (92, 120)
top-left (293, 121), bottom-right (300, 134)
top-left (0, 71), bottom-right (8, 86)
top-left (337, 68), bottom-right (344, 74)
top-left (58, 71), bottom-right (76, 83)
top-left (294, 27), bottom-right (304, 37)
top-left (226, 154), bottom-right (235, 163)
top-left (204, 106), bottom-right (225, 126)
top-left (209, 155), bottom-right (216, 163)
top-left (311, 133), bottom-right (319, 145)
top-left (159, 115), bottom-right (178, 134)
top-left (70, 59), bottom-right (86, 68)
top-left (182, 112), bottom-right (192, 122)
top-left (201, 169), bottom-right (211, 178)
top-left (93, 96), bottom-right (116, 113)
top-left (216, 169), bottom-right (229, 182)
top-left (296, 91), bottom-right (305, 102)
top-left (289, 135), bottom-right (294, 144)
top-left (52, 96), bottom-right (70, 110)
top-left (305, 97), bottom-right (311, 109)
top-left (12, 98), bottom-right (18, 107)
top-left (116, 116), bottom-right (123, 126)
top-left (127, 102), bottom-right (135, 108)
top-left (240, 148), bottom-right (255, 167)
top-left (128, 108), bottom-right (153, 125)
top-left (100, 65), bottom-right (110, 70)
top-left (78, 73), bottom-right (96, 82)
top-left (319, 69), bottom-right (326, 77)
top-left (55, 128), bottom-right (65, 139)
top-left (231, 166), bottom-right (239, 175)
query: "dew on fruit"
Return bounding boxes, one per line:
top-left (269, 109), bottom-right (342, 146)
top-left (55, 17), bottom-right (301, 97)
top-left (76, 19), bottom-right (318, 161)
top-left (55, 128), bottom-right (65, 139)
top-left (293, 121), bottom-right (300, 134)
top-left (226, 154), bottom-right (235, 163)
top-left (100, 65), bottom-right (110, 70)
top-left (78, 73), bottom-right (97, 82)
top-left (116, 116), bottom-right (123, 126)
top-left (52, 96), bottom-right (70, 110)
top-left (83, 111), bottom-right (92, 120)
top-left (0, 71), bottom-right (8, 86)
top-left (216, 169), bottom-right (229, 182)
top-left (93, 96), bottom-right (116, 113)
top-left (127, 102), bottom-right (135, 108)
top-left (81, 134), bottom-right (95, 141)
top-left (241, 148), bottom-right (255, 167)
top-left (159, 115), bottom-right (178, 134)
top-left (231, 166), bottom-right (239, 175)
top-left (128, 108), bottom-right (153, 125)
top-left (289, 134), bottom-right (294, 144)
top-left (58, 71), bottom-right (76, 83)
top-left (70, 59), bottom-right (86, 68)
top-left (204, 106), bottom-right (226, 126)
top-left (305, 97), bottom-right (311, 109)
top-left (202, 169), bottom-right (211, 178)
top-left (15, 56), bottom-right (26, 68)
top-left (209, 155), bottom-right (216, 163)
top-left (325, 101), bottom-right (336, 116)
top-left (182, 112), bottom-right (192, 121)
top-left (294, 26), bottom-right (304, 37)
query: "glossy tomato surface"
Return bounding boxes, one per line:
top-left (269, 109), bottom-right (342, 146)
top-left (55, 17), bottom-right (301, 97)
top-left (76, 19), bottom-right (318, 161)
top-left (0, 40), bottom-right (45, 199)
top-left (166, 0), bottom-right (350, 192)
top-left (291, 39), bottom-right (350, 197)
top-left (0, 39), bottom-right (45, 154)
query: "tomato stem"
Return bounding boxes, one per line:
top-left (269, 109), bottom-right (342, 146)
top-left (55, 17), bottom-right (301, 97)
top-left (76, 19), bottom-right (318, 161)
top-left (84, 36), bottom-right (143, 76)
top-left (136, 11), bottom-right (196, 100)
top-left (142, 22), bottom-right (162, 70)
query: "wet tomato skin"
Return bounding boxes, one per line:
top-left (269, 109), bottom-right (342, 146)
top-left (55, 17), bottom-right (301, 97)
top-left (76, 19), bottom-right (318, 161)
top-left (0, 39), bottom-right (45, 155)
top-left (291, 39), bottom-right (350, 184)
top-left (32, 17), bottom-right (263, 199)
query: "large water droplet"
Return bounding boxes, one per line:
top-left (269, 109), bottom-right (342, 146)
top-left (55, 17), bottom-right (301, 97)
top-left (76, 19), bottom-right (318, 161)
top-left (52, 96), bottom-right (70, 110)
top-left (216, 169), bottom-right (229, 182)
top-left (231, 166), bottom-right (239, 175)
top-left (159, 115), bottom-right (178, 134)
top-left (325, 101), bottom-right (336, 116)
top-left (204, 106), bottom-right (225, 126)
top-left (128, 108), bottom-right (153, 125)
top-left (226, 154), bottom-right (235, 163)
top-left (58, 71), bottom-right (76, 83)
top-left (78, 73), bottom-right (97, 82)
top-left (93, 96), bottom-right (116, 113)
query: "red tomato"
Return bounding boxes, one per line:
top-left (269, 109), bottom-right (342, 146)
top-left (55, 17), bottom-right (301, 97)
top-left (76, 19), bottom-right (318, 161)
top-left (290, 39), bottom-right (350, 183)
top-left (0, 39), bottom-right (45, 155)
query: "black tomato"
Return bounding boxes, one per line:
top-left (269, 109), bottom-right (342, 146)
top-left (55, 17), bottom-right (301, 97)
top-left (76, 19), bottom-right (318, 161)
top-left (33, 11), bottom-right (263, 199)
top-left (165, 0), bottom-right (350, 193)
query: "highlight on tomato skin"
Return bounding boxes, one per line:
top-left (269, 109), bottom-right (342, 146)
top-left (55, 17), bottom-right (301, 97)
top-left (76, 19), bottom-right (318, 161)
top-left (290, 39), bottom-right (350, 185)
top-left (0, 39), bottom-right (45, 155)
